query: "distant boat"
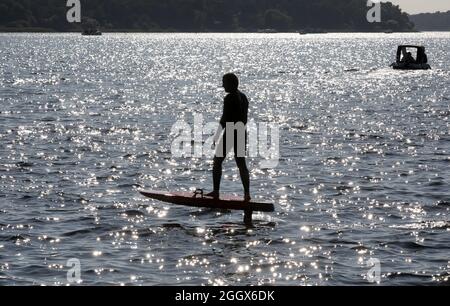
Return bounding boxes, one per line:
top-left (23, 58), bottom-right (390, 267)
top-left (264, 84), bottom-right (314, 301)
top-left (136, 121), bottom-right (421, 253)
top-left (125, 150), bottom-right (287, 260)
top-left (82, 28), bottom-right (102, 36)
top-left (257, 29), bottom-right (277, 33)
top-left (385, 29), bottom-right (394, 34)
top-left (298, 31), bottom-right (307, 35)
top-left (391, 45), bottom-right (431, 70)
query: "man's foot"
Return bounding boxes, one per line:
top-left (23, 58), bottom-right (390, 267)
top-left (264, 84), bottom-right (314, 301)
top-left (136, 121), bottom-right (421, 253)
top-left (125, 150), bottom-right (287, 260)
top-left (206, 191), bottom-right (220, 199)
top-left (244, 194), bottom-right (252, 202)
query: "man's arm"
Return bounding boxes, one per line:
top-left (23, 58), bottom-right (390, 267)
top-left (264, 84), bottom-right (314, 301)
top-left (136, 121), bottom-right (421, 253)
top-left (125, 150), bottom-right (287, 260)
top-left (243, 95), bottom-right (249, 125)
top-left (214, 98), bottom-right (229, 144)
top-left (219, 96), bottom-right (232, 129)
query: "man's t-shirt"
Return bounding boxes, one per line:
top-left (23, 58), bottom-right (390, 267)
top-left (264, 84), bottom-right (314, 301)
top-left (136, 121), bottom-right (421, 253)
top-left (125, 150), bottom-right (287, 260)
top-left (220, 91), bottom-right (249, 128)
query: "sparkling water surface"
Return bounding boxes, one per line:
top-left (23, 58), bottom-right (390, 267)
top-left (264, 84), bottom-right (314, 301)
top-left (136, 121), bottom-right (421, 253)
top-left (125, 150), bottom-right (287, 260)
top-left (0, 33), bottom-right (449, 285)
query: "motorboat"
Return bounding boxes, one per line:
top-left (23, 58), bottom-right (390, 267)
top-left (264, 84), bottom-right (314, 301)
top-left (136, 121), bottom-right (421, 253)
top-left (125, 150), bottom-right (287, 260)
top-left (391, 45), bottom-right (431, 70)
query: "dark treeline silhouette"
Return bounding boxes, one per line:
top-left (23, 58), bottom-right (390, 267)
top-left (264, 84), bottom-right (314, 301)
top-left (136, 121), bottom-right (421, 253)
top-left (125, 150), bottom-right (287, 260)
top-left (409, 11), bottom-right (450, 31)
top-left (0, 0), bottom-right (414, 32)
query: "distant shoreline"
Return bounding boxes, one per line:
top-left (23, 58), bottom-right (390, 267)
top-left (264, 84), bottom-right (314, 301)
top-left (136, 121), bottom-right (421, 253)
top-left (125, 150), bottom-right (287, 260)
top-left (2, 30), bottom-right (450, 34)
top-left (3, 28), bottom-right (447, 34)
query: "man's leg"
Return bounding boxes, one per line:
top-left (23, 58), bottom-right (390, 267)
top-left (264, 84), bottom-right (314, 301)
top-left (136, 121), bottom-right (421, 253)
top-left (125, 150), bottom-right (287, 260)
top-left (234, 129), bottom-right (250, 199)
top-left (208, 135), bottom-right (230, 199)
top-left (210, 156), bottom-right (225, 198)
top-left (236, 156), bottom-right (253, 227)
top-left (235, 157), bottom-right (250, 199)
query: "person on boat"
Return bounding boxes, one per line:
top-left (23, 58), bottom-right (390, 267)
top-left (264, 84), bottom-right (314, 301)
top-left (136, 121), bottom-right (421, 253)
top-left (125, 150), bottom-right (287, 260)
top-left (403, 52), bottom-right (416, 64)
top-left (416, 48), bottom-right (428, 65)
top-left (207, 73), bottom-right (252, 222)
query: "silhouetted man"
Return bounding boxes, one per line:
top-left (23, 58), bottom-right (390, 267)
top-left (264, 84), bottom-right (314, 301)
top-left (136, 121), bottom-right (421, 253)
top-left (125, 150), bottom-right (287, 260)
top-left (207, 73), bottom-right (251, 223)
top-left (404, 52), bottom-right (415, 64)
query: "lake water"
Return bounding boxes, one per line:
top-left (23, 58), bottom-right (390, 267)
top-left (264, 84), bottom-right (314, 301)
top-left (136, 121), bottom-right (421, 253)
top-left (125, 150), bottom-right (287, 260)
top-left (0, 33), bottom-right (449, 285)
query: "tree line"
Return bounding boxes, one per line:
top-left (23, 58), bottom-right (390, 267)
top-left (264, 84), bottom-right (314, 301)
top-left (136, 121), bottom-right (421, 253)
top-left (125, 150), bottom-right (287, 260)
top-left (0, 0), bottom-right (414, 32)
top-left (409, 11), bottom-right (450, 31)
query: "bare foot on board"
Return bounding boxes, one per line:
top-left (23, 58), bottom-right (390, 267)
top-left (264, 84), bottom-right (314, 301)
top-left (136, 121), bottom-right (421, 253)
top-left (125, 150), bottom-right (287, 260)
top-left (206, 191), bottom-right (220, 199)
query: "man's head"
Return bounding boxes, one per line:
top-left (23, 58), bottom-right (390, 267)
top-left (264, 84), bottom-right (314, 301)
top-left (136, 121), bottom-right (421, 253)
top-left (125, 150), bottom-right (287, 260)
top-left (222, 73), bottom-right (239, 93)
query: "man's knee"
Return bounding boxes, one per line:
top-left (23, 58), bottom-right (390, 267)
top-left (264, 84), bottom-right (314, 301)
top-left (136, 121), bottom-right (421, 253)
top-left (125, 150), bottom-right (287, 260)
top-left (213, 156), bottom-right (225, 169)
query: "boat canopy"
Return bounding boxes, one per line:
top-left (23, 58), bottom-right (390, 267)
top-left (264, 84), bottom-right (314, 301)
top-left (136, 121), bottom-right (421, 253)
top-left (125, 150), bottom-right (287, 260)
top-left (396, 45), bottom-right (428, 64)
